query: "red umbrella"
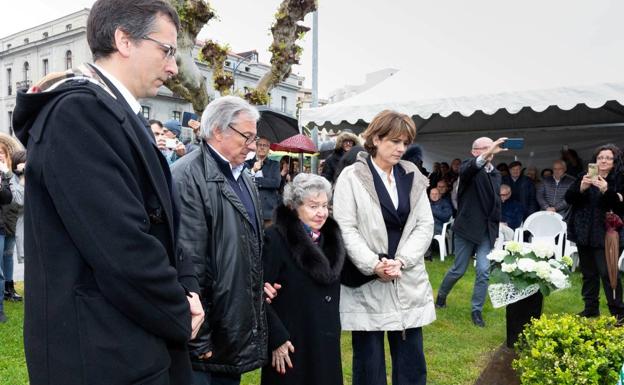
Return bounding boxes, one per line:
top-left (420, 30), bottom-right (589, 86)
top-left (270, 134), bottom-right (317, 154)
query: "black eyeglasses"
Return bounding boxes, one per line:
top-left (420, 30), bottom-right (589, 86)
top-left (142, 36), bottom-right (177, 59)
top-left (228, 124), bottom-right (259, 145)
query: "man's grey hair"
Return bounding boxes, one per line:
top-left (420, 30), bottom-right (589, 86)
top-left (201, 96), bottom-right (260, 139)
top-left (283, 173), bottom-right (332, 209)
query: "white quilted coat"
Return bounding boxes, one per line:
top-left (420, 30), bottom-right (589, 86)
top-left (333, 153), bottom-right (436, 331)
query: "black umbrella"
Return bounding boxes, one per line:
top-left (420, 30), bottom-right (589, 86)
top-left (257, 107), bottom-right (300, 144)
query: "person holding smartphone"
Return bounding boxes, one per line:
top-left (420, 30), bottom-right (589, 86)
top-left (245, 137), bottom-right (281, 227)
top-left (565, 143), bottom-right (624, 324)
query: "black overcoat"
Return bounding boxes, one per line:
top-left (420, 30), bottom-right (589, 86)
top-left (13, 70), bottom-right (198, 385)
top-left (452, 157), bottom-right (502, 247)
top-left (261, 205), bottom-right (345, 385)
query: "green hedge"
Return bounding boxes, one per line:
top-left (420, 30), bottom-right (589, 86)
top-left (514, 314), bottom-right (624, 385)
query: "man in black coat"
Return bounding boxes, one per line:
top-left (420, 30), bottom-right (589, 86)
top-left (172, 96), bottom-right (271, 385)
top-left (436, 137), bottom-right (505, 327)
top-left (245, 136), bottom-right (282, 226)
top-left (12, 1), bottom-right (203, 384)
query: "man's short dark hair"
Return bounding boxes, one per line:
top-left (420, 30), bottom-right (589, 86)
top-left (509, 161), bottom-right (522, 169)
top-left (149, 119), bottom-right (163, 127)
top-left (87, 0), bottom-right (180, 61)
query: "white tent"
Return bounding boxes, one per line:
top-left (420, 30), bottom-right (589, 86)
top-left (300, 71), bottom-right (624, 169)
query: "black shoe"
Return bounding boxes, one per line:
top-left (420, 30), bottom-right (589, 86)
top-left (577, 309), bottom-right (600, 318)
top-left (0, 312), bottom-right (6, 323)
top-left (4, 281), bottom-right (22, 302)
top-left (471, 310), bottom-right (485, 327)
top-left (435, 294), bottom-right (447, 309)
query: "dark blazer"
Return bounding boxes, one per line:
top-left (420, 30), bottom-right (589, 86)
top-left (261, 205), bottom-right (345, 385)
top-left (453, 158), bottom-right (501, 247)
top-left (246, 157), bottom-right (282, 220)
top-left (13, 71), bottom-right (197, 385)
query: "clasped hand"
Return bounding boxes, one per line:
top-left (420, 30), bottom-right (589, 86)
top-left (374, 257), bottom-right (402, 281)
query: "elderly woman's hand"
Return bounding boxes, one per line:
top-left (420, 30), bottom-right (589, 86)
top-left (272, 340), bottom-right (295, 374)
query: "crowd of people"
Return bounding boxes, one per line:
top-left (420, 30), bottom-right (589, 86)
top-left (4, 1), bottom-right (624, 385)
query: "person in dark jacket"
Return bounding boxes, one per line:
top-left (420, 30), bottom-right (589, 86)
top-left (437, 137), bottom-right (505, 327)
top-left (261, 173), bottom-right (345, 385)
top-left (172, 96), bottom-right (272, 385)
top-left (502, 161), bottom-right (537, 220)
top-left (0, 137), bottom-right (24, 303)
top-left (536, 160), bottom-right (575, 218)
top-left (246, 137), bottom-right (281, 226)
top-left (430, 188), bottom-right (452, 235)
top-left (0, 142), bottom-right (13, 322)
top-left (11, 1), bottom-right (204, 384)
top-left (565, 143), bottom-right (624, 322)
top-left (321, 130), bottom-right (360, 184)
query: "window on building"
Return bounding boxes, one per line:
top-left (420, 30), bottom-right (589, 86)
top-left (65, 50), bottom-right (73, 70)
top-left (281, 96), bottom-right (287, 112)
top-left (172, 111), bottom-right (181, 121)
top-left (42, 32), bottom-right (49, 39)
top-left (141, 106), bottom-right (151, 119)
top-left (42, 59), bottom-right (49, 76)
top-left (7, 112), bottom-right (13, 135)
top-left (66, 24), bottom-right (72, 31)
top-left (6, 68), bottom-right (12, 96)
top-left (23, 62), bottom-right (29, 81)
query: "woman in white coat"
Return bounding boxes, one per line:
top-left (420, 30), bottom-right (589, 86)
top-left (333, 110), bottom-right (435, 385)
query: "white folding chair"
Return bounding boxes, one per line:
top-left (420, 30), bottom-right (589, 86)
top-left (433, 218), bottom-right (454, 261)
top-left (619, 249), bottom-right (624, 272)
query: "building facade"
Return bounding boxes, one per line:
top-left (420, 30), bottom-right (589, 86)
top-left (0, 9), bottom-right (304, 134)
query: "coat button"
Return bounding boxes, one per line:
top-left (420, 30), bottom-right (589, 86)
top-left (325, 296), bottom-right (332, 303)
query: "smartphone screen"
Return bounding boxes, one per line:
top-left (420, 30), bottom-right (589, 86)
top-left (502, 138), bottom-right (524, 150)
top-left (587, 163), bottom-right (598, 178)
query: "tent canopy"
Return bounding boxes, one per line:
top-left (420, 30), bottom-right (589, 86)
top-left (300, 72), bottom-right (624, 169)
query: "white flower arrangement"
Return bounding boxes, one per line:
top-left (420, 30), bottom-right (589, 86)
top-left (487, 241), bottom-right (572, 307)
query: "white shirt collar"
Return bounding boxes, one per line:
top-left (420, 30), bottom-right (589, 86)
top-left (370, 157), bottom-right (399, 209)
top-left (91, 63), bottom-right (142, 115)
top-left (207, 143), bottom-right (245, 180)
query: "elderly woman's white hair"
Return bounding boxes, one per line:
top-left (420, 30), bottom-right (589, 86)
top-left (200, 95), bottom-right (260, 139)
top-left (283, 173), bottom-right (332, 209)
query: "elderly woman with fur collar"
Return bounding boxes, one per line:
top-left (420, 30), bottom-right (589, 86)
top-left (261, 173), bottom-right (346, 385)
top-left (333, 110), bottom-right (435, 385)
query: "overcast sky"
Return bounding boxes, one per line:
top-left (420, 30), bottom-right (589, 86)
top-left (1, 0), bottom-right (623, 98)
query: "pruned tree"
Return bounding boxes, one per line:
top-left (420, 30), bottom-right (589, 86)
top-left (165, 0), bottom-right (215, 116)
top-left (167, 0), bottom-right (317, 112)
top-left (248, 0), bottom-right (317, 105)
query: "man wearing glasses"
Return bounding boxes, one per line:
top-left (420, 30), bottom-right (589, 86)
top-left (172, 96), bottom-right (274, 385)
top-left (245, 137), bottom-right (282, 227)
top-left (436, 137), bottom-right (506, 327)
top-left (13, 1), bottom-right (203, 384)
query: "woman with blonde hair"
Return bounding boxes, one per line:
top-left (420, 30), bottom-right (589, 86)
top-left (333, 110), bottom-right (435, 385)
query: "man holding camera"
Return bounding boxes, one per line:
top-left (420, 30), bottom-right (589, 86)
top-left (436, 137), bottom-right (506, 327)
top-left (245, 137), bottom-right (281, 226)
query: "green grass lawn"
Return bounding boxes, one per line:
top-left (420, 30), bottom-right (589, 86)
top-left (0, 258), bottom-right (604, 385)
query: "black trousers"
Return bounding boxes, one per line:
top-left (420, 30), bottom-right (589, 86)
top-left (506, 292), bottom-right (543, 348)
top-left (577, 245), bottom-right (624, 317)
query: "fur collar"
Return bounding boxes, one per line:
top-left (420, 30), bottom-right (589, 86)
top-left (273, 204), bottom-right (345, 284)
